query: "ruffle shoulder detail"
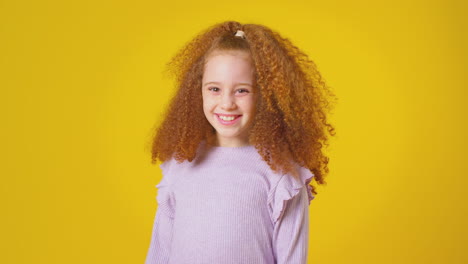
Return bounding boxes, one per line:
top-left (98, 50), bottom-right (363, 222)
top-left (155, 160), bottom-right (176, 219)
top-left (267, 165), bottom-right (315, 225)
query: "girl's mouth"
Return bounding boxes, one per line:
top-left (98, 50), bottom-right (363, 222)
top-left (215, 114), bottom-right (242, 126)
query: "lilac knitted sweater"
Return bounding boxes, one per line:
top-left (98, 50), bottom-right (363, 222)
top-left (145, 142), bottom-right (315, 264)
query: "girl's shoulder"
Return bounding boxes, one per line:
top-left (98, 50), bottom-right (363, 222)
top-left (266, 163), bottom-right (315, 194)
top-left (158, 156), bottom-right (185, 186)
top-left (267, 163), bottom-right (316, 224)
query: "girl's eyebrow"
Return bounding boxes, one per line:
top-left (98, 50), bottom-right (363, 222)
top-left (203, 81), bottom-right (252, 87)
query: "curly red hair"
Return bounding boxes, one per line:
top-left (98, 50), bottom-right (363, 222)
top-left (148, 21), bottom-right (336, 196)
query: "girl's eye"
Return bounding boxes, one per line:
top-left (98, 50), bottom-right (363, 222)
top-left (207, 87), bottom-right (250, 94)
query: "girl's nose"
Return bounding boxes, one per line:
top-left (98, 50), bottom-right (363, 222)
top-left (220, 93), bottom-right (236, 110)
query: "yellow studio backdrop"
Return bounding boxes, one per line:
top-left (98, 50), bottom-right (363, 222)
top-left (1, 0), bottom-right (466, 263)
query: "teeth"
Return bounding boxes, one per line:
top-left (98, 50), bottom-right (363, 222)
top-left (219, 115), bottom-right (237, 121)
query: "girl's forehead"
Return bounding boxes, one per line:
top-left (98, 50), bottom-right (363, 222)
top-left (203, 52), bottom-right (255, 75)
top-left (204, 51), bottom-right (255, 75)
top-left (202, 51), bottom-right (257, 88)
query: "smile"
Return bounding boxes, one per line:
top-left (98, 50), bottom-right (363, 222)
top-left (215, 114), bottom-right (242, 125)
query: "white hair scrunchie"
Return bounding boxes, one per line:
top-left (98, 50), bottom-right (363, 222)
top-left (234, 30), bottom-right (246, 39)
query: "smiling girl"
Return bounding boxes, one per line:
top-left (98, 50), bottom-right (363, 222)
top-left (202, 48), bottom-right (258, 147)
top-left (145, 21), bottom-right (336, 264)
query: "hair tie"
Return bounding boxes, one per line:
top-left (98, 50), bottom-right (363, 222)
top-left (234, 30), bottom-right (246, 39)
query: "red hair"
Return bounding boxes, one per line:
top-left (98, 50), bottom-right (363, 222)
top-left (148, 21), bottom-right (336, 196)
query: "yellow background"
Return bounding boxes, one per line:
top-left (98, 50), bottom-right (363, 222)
top-left (1, 0), bottom-right (466, 263)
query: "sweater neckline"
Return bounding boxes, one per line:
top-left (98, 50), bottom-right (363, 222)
top-left (210, 144), bottom-right (254, 149)
top-left (200, 140), bottom-right (256, 152)
top-left (209, 144), bottom-right (256, 151)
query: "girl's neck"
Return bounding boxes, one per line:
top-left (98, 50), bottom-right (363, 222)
top-left (210, 137), bottom-right (251, 148)
top-left (202, 139), bottom-right (254, 149)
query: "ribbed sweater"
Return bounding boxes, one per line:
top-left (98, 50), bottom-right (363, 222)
top-left (145, 141), bottom-right (315, 264)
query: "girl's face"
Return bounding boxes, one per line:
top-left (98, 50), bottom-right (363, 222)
top-left (202, 50), bottom-right (258, 147)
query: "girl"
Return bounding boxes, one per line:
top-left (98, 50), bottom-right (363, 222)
top-left (145, 21), bottom-right (335, 264)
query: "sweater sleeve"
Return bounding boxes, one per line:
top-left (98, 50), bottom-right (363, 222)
top-left (145, 161), bottom-right (176, 264)
top-left (272, 185), bottom-right (310, 264)
top-left (268, 166), bottom-right (315, 264)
